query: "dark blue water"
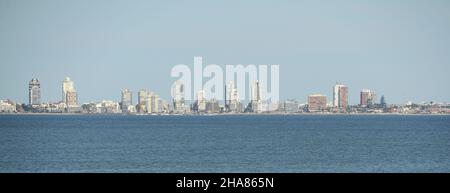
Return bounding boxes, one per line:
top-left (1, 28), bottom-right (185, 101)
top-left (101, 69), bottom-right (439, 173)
top-left (0, 114), bottom-right (449, 172)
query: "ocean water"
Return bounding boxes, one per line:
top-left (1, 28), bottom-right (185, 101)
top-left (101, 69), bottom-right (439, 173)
top-left (0, 114), bottom-right (449, 173)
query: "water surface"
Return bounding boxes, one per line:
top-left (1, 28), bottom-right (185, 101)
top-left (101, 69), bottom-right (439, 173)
top-left (0, 114), bottom-right (449, 172)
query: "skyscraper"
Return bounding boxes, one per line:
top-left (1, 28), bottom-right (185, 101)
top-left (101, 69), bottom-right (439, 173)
top-left (146, 92), bottom-right (160, 113)
top-left (121, 89), bottom-right (132, 112)
top-left (62, 77), bottom-right (74, 103)
top-left (65, 91), bottom-right (78, 107)
top-left (251, 80), bottom-right (262, 112)
top-left (172, 80), bottom-right (186, 113)
top-left (360, 89), bottom-right (376, 107)
top-left (333, 83), bottom-right (348, 112)
top-left (308, 94), bottom-right (327, 112)
top-left (137, 89), bottom-right (148, 113)
top-left (380, 95), bottom-right (387, 108)
top-left (152, 94), bottom-right (159, 113)
top-left (251, 80), bottom-right (261, 102)
top-left (197, 90), bottom-right (206, 112)
top-left (227, 81), bottom-right (243, 113)
top-left (28, 78), bottom-right (41, 105)
top-left (206, 98), bottom-right (220, 113)
top-left (62, 77), bottom-right (78, 108)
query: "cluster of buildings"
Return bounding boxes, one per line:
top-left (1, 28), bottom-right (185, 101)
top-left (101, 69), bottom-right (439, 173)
top-left (304, 84), bottom-right (376, 113)
top-left (0, 78), bottom-right (449, 114)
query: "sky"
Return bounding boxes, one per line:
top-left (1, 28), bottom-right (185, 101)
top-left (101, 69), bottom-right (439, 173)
top-left (0, 0), bottom-right (449, 104)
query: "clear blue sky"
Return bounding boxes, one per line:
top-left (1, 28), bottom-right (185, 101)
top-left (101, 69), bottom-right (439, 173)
top-left (1, 0), bottom-right (449, 104)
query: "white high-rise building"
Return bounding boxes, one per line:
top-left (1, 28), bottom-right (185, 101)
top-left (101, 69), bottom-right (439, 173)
top-left (172, 81), bottom-right (186, 113)
top-left (29, 78), bottom-right (41, 105)
top-left (137, 89), bottom-right (148, 113)
top-left (226, 81), bottom-right (242, 113)
top-left (62, 77), bottom-right (78, 108)
top-left (227, 81), bottom-right (239, 102)
top-left (138, 89), bottom-right (148, 105)
top-left (62, 77), bottom-right (75, 103)
top-left (152, 94), bottom-right (159, 113)
top-left (121, 89), bottom-right (132, 112)
top-left (146, 92), bottom-right (160, 113)
top-left (197, 90), bottom-right (206, 112)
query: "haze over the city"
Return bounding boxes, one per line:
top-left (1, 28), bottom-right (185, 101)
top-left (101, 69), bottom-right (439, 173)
top-left (1, 0), bottom-right (449, 104)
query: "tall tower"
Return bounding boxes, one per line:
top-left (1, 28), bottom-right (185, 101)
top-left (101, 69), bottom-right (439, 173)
top-left (251, 80), bottom-right (261, 102)
top-left (137, 89), bottom-right (148, 113)
top-left (121, 89), bottom-right (133, 112)
top-left (360, 89), bottom-right (376, 106)
top-left (145, 92), bottom-right (160, 113)
top-left (62, 77), bottom-right (78, 107)
top-left (333, 83), bottom-right (348, 111)
top-left (172, 81), bottom-right (185, 112)
top-left (197, 90), bottom-right (206, 112)
top-left (62, 77), bottom-right (75, 102)
top-left (251, 80), bottom-right (262, 112)
top-left (28, 78), bottom-right (41, 105)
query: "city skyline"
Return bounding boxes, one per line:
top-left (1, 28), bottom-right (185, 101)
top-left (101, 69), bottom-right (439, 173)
top-left (1, 76), bottom-right (447, 114)
top-left (1, 1), bottom-right (450, 104)
top-left (13, 76), bottom-right (450, 106)
top-left (5, 76), bottom-right (450, 106)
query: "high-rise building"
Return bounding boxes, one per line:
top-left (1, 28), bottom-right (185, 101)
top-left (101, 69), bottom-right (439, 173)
top-left (251, 80), bottom-right (261, 102)
top-left (308, 94), bottom-right (327, 112)
top-left (121, 89), bottom-right (132, 112)
top-left (206, 98), bottom-right (220, 113)
top-left (380, 95), bottom-right (387, 108)
top-left (28, 78), bottom-right (41, 105)
top-left (146, 92), bottom-right (160, 113)
top-left (62, 77), bottom-right (78, 108)
top-left (137, 89), bottom-right (148, 113)
top-left (251, 80), bottom-right (262, 112)
top-left (65, 90), bottom-right (78, 107)
top-left (138, 89), bottom-right (148, 105)
top-left (360, 89), bottom-right (376, 107)
top-left (226, 81), bottom-right (243, 113)
top-left (228, 82), bottom-right (238, 102)
top-left (197, 90), bottom-right (206, 112)
top-left (62, 77), bottom-right (75, 103)
top-left (172, 81), bottom-right (186, 113)
top-left (333, 83), bottom-right (348, 111)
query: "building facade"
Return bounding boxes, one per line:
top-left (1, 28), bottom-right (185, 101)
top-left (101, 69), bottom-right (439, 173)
top-left (172, 81), bottom-right (186, 113)
top-left (308, 94), bottom-right (327, 112)
top-left (251, 80), bottom-right (262, 112)
top-left (137, 89), bottom-right (148, 113)
top-left (146, 92), bottom-right (160, 113)
top-left (360, 89), bottom-right (376, 107)
top-left (62, 77), bottom-right (78, 110)
top-left (333, 84), bottom-right (348, 111)
top-left (62, 77), bottom-right (75, 103)
top-left (28, 78), bottom-right (41, 105)
top-left (65, 91), bottom-right (78, 107)
top-left (121, 89), bottom-right (132, 112)
top-left (226, 81), bottom-right (243, 113)
top-left (197, 90), bottom-right (206, 112)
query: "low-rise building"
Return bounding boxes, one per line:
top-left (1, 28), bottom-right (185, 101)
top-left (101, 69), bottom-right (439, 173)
top-left (308, 94), bottom-right (327, 112)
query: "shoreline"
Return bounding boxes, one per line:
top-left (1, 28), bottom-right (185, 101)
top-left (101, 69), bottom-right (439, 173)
top-left (0, 112), bottom-right (449, 116)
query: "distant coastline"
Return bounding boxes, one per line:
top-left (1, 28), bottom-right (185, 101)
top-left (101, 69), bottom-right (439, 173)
top-left (1, 112), bottom-right (449, 116)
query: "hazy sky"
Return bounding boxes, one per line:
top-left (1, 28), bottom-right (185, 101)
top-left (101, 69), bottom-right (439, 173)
top-left (1, 0), bottom-right (449, 104)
